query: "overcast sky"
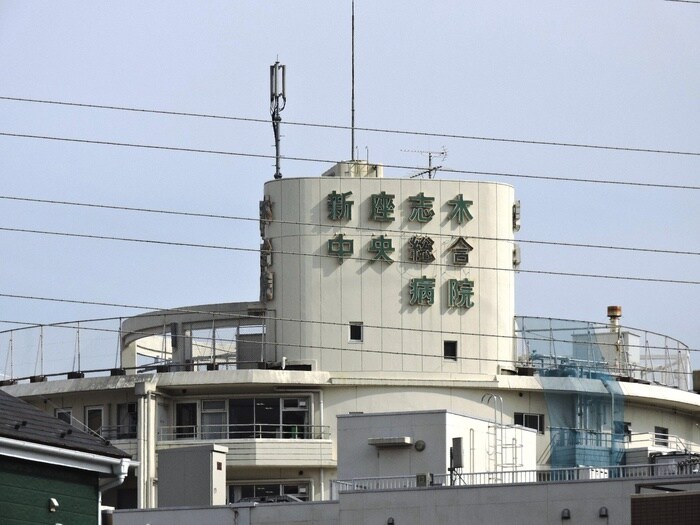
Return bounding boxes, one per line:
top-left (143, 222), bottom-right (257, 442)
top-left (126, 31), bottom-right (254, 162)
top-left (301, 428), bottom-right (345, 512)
top-left (0, 1), bottom-right (698, 377)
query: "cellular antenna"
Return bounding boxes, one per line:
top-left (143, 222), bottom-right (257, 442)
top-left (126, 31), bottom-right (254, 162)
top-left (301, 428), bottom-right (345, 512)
top-left (403, 147), bottom-right (448, 179)
top-left (270, 60), bottom-right (286, 179)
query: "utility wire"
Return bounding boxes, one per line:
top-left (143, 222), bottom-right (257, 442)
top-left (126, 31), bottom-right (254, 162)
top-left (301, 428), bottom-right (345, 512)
top-left (1, 226), bottom-right (698, 285)
top-left (2, 95), bottom-right (699, 157)
top-left (1, 131), bottom-right (698, 191)
top-left (1, 194), bottom-right (698, 258)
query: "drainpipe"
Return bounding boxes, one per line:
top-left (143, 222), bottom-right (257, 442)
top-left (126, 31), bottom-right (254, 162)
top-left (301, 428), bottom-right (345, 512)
top-left (319, 390), bottom-right (324, 499)
top-left (135, 378), bottom-right (158, 508)
top-left (98, 458), bottom-right (130, 525)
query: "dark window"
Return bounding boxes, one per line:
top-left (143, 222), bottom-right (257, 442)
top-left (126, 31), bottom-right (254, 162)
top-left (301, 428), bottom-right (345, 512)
top-left (117, 403), bottom-right (137, 439)
top-left (55, 409), bottom-right (72, 425)
top-left (85, 406), bottom-right (103, 434)
top-left (349, 322), bottom-right (363, 341)
top-left (514, 412), bottom-right (545, 434)
top-left (175, 402), bottom-right (198, 439)
top-left (654, 426), bottom-right (669, 447)
top-left (444, 341), bottom-right (457, 360)
top-left (614, 421), bottom-right (633, 442)
top-left (256, 398), bottom-right (280, 438)
top-left (229, 398), bottom-right (255, 438)
top-left (282, 398), bottom-right (310, 438)
top-left (229, 397), bottom-right (311, 439)
top-left (230, 482), bottom-right (310, 503)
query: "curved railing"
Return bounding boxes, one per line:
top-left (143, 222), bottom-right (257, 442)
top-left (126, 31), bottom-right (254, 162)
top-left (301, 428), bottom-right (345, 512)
top-left (515, 316), bottom-right (691, 390)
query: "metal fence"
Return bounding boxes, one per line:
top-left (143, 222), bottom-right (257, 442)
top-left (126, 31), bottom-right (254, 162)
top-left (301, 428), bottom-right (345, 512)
top-left (331, 462), bottom-right (700, 498)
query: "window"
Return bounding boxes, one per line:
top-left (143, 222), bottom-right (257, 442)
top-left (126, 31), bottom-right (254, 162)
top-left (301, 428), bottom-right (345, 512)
top-left (229, 481), bottom-right (309, 503)
top-left (444, 341), bottom-right (457, 360)
top-left (117, 403), bottom-right (137, 439)
top-left (229, 396), bottom-right (311, 439)
top-left (349, 322), bottom-right (363, 342)
top-left (55, 408), bottom-right (72, 425)
top-left (614, 421), bottom-right (632, 442)
top-left (85, 406), bottom-right (104, 435)
top-left (175, 402), bottom-right (198, 439)
top-left (514, 412), bottom-right (545, 434)
top-left (201, 400), bottom-right (227, 439)
top-left (654, 426), bottom-right (669, 447)
top-left (282, 398), bottom-right (310, 438)
top-left (229, 398), bottom-right (255, 438)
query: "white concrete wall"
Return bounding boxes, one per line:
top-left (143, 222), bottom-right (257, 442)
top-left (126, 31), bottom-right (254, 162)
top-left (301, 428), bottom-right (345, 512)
top-left (158, 444), bottom-right (228, 507)
top-left (115, 476), bottom-right (666, 525)
top-left (337, 410), bottom-right (537, 480)
top-left (263, 175), bottom-right (516, 375)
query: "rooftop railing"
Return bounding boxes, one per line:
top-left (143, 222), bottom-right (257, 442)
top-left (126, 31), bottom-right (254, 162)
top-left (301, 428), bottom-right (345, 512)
top-left (331, 462), bottom-right (700, 498)
top-left (515, 316), bottom-right (691, 390)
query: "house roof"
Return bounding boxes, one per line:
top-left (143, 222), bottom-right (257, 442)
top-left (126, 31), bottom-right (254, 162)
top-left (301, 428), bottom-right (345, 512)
top-left (0, 389), bottom-right (130, 459)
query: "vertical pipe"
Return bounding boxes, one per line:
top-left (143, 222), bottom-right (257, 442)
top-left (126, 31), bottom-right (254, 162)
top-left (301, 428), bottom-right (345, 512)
top-left (40, 326), bottom-right (44, 376)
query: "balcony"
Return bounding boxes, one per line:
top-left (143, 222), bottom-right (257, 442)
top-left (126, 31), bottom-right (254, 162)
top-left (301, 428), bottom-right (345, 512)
top-left (156, 423), bottom-right (335, 467)
top-left (550, 427), bottom-right (625, 467)
top-left (157, 423), bottom-right (329, 441)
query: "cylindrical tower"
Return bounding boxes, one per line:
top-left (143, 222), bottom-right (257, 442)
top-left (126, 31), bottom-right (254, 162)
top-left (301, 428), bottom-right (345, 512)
top-left (260, 162), bottom-right (517, 375)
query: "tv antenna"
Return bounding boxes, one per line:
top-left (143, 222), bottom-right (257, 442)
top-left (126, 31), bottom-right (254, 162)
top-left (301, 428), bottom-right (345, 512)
top-left (403, 147), bottom-right (448, 179)
top-left (270, 60), bottom-right (286, 179)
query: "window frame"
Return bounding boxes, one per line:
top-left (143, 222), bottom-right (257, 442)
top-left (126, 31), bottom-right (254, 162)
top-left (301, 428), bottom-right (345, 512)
top-left (117, 402), bottom-right (137, 439)
top-left (55, 408), bottom-right (72, 425)
top-left (85, 405), bottom-right (104, 435)
top-left (514, 412), bottom-right (545, 434)
top-left (349, 322), bottom-right (363, 342)
top-left (443, 340), bottom-right (458, 361)
top-left (654, 425), bottom-right (669, 447)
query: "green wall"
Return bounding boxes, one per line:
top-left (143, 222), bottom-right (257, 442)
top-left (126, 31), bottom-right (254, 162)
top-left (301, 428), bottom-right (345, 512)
top-left (0, 456), bottom-right (99, 525)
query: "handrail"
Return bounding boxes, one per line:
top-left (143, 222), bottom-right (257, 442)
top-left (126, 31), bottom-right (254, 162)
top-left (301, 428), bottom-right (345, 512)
top-left (332, 462), bottom-right (700, 495)
top-left (157, 422), bottom-right (330, 441)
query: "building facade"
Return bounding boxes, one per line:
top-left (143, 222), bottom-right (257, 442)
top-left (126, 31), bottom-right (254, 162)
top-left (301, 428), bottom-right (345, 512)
top-left (1, 162), bottom-right (698, 510)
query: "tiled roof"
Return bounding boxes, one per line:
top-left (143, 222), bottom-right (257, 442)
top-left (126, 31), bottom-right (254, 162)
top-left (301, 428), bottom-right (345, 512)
top-left (0, 389), bottom-right (130, 459)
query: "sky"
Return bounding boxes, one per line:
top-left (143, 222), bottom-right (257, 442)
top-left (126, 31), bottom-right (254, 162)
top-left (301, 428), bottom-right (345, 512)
top-left (0, 1), bottom-right (698, 377)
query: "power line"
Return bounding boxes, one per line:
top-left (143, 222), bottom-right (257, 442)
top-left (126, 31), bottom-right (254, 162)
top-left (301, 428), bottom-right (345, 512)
top-left (1, 194), bottom-right (698, 257)
top-left (2, 95), bottom-right (700, 157)
top-left (1, 131), bottom-right (699, 191)
top-left (1, 226), bottom-right (698, 285)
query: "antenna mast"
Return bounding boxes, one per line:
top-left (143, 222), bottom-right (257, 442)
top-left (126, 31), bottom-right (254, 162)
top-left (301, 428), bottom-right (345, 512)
top-left (403, 147), bottom-right (448, 179)
top-left (351, 0), bottom-right (356, 160)
top-left (270, 60), bottom-right (286, 179)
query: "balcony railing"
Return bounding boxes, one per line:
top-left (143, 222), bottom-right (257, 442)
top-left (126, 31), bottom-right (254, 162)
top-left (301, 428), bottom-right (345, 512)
top-left (157, 423), bottom-right (330, 441)
top-left (98, 425), bottom-right (137, 440)
top-left (331, 462), bottom-right (700, 498)
top-left (548, 428), bottom-right (699, 453)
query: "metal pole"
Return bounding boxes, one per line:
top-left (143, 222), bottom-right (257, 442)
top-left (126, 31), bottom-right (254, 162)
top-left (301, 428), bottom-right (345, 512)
top-left (270, 61), bottom-right (286, 179)
top-left (351, 0), bottom-right (355, 160)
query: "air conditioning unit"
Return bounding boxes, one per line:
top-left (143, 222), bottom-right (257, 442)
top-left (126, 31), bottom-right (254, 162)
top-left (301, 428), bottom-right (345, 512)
top-left (416, 473), bottom-right (432, 487)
